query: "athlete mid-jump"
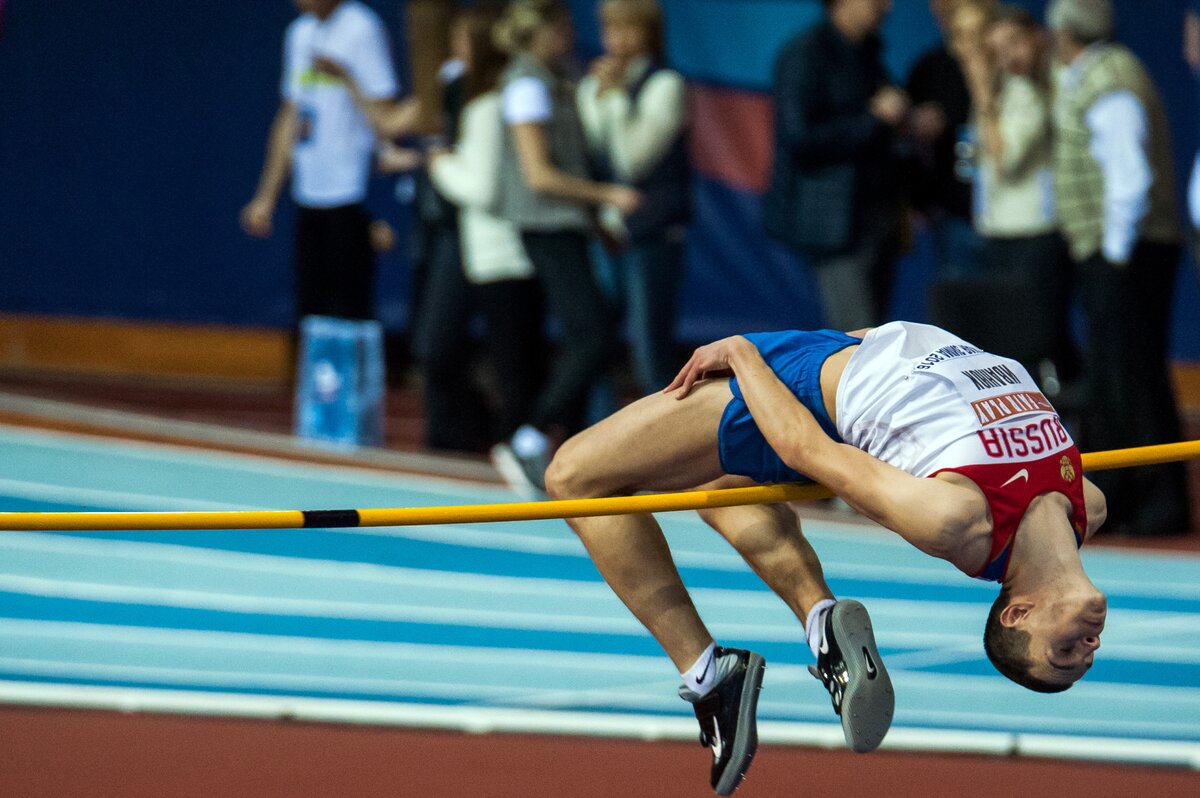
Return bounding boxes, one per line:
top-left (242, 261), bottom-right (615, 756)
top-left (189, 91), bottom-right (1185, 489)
top-left (540, 322), bottom-right (1107, 795)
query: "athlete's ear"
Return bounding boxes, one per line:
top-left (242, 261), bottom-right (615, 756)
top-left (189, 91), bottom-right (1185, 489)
top-left (998, 601), bottom-right (1033, 628)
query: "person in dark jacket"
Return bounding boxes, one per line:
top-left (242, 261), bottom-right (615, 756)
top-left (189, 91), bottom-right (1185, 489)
top-left (905, 0), bottom-right (989, 279)
top-left (764, 0), bottom-right (907, 331)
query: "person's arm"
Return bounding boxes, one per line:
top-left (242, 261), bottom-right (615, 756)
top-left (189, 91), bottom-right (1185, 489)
top-left (503, 77), bottom-right (640, 214)
top-left (961, 51), bottom-right (1004, 164)
top-left (362, 96), bottom-right (422, 140)
top-left (312, 56), bottom-right (419, 139)
top-left (240, 102), bottom-right (298, 237)
top-left (429, 98), bottom-right (502, 208)
top-left (1085, 90), bottom-right (1152, 265)
top-left (511, 122), bottom-right (629, 208)
top-left (989, 81), bottom-right (1051, 179)
top-left (576, 74), bottom-right (609, 150)
top-left (1081, 478), bottom-right (1107, 542)
top-left (600, 71), bottom-right (687, 182)
top-left (773, 39), bottom-right (892, 168)
top-left (1186, 8), bottom-right (1200, 74)
top-left (666, 337), bottom-right (981, 562)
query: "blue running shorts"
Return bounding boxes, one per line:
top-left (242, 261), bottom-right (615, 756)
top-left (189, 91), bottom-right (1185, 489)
top-left (718, 329), bottom-right (860, 484)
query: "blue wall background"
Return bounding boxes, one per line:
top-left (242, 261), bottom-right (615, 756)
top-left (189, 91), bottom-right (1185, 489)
top-left (0, 1), bottom-right (1196, 356)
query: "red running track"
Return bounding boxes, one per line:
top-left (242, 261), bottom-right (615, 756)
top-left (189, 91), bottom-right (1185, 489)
top-left (1, 707), bottom-right (1197, 798)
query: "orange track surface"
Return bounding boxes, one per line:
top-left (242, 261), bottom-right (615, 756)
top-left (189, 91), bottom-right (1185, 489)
top-left (1, 707), bottom-right (1197, 797)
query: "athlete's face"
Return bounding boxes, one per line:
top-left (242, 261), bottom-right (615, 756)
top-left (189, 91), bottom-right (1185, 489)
top-left (1024, 592), bottom-right (1107, 685)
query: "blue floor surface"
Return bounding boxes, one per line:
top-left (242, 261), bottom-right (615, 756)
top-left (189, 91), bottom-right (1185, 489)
top-left (1, 424), bottom-right (1198, 754)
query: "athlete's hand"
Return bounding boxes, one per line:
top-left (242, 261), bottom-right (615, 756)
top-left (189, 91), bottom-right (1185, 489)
top-left (665, 336), bottom-right (749, 399)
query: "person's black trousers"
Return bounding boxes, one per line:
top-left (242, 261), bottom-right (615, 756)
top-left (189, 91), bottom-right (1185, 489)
top-left (411, 222), bottom-right (490, 452)
top-left (476, 278), bottom-right (546, 441)
top-left (982, 231), bottom-right (1079, 379)
top-left (294, 202), bottom-right (375, 320)
top-left (520, 230), bottom-right (615, 435)
top-left (1078, 240), bottom-right (1190, 536)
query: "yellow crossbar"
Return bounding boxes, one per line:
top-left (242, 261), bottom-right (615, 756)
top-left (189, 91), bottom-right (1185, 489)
top-left (0, 440), bottom-right (1197, 532)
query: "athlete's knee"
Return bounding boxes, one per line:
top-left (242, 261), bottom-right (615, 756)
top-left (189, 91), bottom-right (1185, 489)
top-left (544, 437), bottom-right (599, 500)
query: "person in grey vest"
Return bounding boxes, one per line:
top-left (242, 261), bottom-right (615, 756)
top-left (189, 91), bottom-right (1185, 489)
top-left (489, 0), bottom-right (642, 498)
top-left (578, 0), bottom-right (691, 396)
top-left (1049, 0), bottom-right (1191, 537)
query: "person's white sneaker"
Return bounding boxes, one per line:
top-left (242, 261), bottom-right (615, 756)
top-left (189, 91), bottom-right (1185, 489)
top-left (490, 440), bottom-right (549, 500)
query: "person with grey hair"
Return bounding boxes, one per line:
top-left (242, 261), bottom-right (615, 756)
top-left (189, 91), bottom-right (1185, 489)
top-left (1047, 0), bottom-right (1191, 538)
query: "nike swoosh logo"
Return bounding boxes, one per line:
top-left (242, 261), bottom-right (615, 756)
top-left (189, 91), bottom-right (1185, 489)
top-left (710, 718), bottom-right (724, 760)
top-left (1000, 468), bottom-right (1030, 488)
top-left (819, 633), bottom-right (829, 656)
top-left (696, 654), bottom-right (713, 685)
top-left (863, 647), bottom-right (878, 680)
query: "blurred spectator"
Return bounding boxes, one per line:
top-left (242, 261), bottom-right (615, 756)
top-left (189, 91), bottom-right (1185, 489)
top-left (763, 0), bottom-right (906, 331)
top-left (406, 55), bottom-right (493, 452)
top-left (401, 18), bottom-right (487, 453)
top-left (401, 12), bottom-right (488, 452)
top-left (1185, 1), bottom-right (1200, 256)
top-left (578, 0), bottom-right (690, 395)
top-left (314, 32), bottom-right (483, 451)
top-left (906, 0), bottom-right (989, 279)
top-left (240, 0), bottom-right (401, 323)
top-left (488, 0), bottom-right (642, 496)
top-left (941, 3), bottom-right (1076, 385)
top-left (1049, 0), bottom-right (1190, 536)
top-left (428, 3), bottom-right (547, 450)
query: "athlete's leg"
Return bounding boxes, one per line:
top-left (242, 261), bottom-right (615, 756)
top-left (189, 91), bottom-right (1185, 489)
top-left (695, 475), bottom-right (834, 622)
top-left (699, 474), bottom-right (893, 754)
top-left (544, 379), bottom-right (733, 671)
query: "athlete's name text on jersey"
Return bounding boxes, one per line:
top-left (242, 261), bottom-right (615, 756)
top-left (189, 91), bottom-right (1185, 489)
top-left (961, 364), bottom-right (1023, 391)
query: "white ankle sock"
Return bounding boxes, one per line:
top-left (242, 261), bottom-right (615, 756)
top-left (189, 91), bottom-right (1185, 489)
top-left (512, 424), bottom-right (548, 458)
top-left (679, 642), bottom-right (718, 697)
top-left (805, 599), bottom-right (836, 658)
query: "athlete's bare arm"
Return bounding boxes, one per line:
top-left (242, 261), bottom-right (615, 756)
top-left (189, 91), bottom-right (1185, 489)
top-left (669, 336), bottom-right (986, 566)
top-left (1082, 478), bottom-right (1107, 541)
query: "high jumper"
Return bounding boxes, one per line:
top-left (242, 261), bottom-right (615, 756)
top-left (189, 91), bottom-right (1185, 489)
top-left (538, 321), bottom-right (1107, 795)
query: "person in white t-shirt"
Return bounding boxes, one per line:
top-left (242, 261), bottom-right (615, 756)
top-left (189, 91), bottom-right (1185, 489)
top-left (544, 322), bottom-right (1108, 796)
top-left (240, 0), bottom-right (400, 322)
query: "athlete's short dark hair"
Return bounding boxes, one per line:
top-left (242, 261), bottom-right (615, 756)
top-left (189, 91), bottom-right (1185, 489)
top-left (983, 585), bottom-right (1072, 693)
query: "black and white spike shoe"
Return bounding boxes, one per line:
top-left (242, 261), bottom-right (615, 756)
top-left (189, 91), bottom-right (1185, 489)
top-left (681, 647), bottom-right (766, 796)
top-left (808, 600), bottom-right (894, 753)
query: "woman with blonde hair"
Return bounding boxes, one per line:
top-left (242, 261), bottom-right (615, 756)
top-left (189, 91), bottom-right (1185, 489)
top-left (489, 0), bottom-right (642, 496)
top-left (578, 0), bottom-right (690, 398)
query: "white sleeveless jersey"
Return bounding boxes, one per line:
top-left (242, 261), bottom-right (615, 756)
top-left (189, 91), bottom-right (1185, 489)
top-left (834, 322), bottom-right (1073, 477)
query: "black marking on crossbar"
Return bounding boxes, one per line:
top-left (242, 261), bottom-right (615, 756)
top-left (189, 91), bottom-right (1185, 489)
top-left (302, 509), bottom-right (361, 528)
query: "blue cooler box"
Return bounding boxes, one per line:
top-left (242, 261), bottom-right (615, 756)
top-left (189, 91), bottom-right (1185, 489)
top-left (294, 315), bottom-right (386, 447)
